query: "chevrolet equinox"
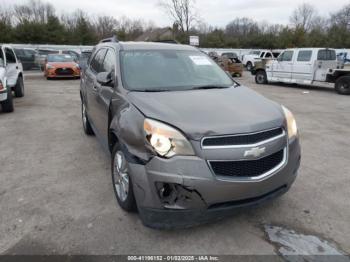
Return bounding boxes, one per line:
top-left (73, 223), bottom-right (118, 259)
top-left (80, 38), bottom-right (301, 229)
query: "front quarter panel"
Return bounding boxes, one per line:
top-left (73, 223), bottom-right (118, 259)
top-left (109, 95), bottom-right (152, 163)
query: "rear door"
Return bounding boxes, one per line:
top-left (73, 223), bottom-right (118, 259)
top-left (272, 50), bottom-right (294, 82)
top-left (314, 49), bottom-right (337, 81)
top-left (292, 50), bottom-right (313, 84)
top-left (4, 47), bottom-right (19, 87)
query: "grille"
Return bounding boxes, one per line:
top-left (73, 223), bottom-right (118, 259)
top-left (55, 68), bottom-right (74, 75)
top-left (209, 149), bottom-right (284, 177)
top-left (202, 128), bottom-right (283, 147)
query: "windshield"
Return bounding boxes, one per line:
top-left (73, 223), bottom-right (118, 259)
top-left (120, 50), bottom-right (234, 92)
top-left (47, 54), bottom-right (74, 62)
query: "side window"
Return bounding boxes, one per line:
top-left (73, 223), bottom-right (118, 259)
top-left (90, 49), bottom-right (106, 73)
top-left (265, 52), bottom-right (272, 58)
top-left (260, 52), bottom-right (265, 58)
top-left (102, 49), bottom-right (116, 73)
top-left (317, 50), bottom-right (336, 61)
top-left (297, 50), bottom-right (312, 62)
top-left (5, 48), bottom-right (17, 63)
top-left (280, 51), bottom-right (294, 62)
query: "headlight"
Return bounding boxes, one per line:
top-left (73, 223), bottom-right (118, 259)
top-left (282, 106), bottom-right (298, 139)
top-left (144, 119), bottom-right (195, 158)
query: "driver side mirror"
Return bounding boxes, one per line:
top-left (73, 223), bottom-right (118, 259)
top-left (277, 55), bottom-right (283, 62)
top-left (97, 71), bottom-right (115, 87)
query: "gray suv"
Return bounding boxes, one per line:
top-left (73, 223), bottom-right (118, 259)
top-left (80, 38), bottom-right (301, 229)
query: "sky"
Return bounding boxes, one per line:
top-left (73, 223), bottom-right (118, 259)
top-left (2, 0), bottom-right (349, 27)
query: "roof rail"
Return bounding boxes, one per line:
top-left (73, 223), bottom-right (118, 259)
top-left (99, 36), bottom-right (119, 43)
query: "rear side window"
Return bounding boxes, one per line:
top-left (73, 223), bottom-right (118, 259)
top-left (317, 50), bottom-right (336, 61)
top-left (260, 52), bottom-right (265, 58)
top-left (5, 48), bottom-right (16, 63)
top-left (280, 51), bottom-right (294, 62)
top-left (297, 50), bottom-right (312, 62)
top-left (90, 49), bottom-right (106, 73)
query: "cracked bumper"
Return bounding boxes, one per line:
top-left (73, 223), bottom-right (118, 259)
top-left (129, 139), bottom-right (301, 229)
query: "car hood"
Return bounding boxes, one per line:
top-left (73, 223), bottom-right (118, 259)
top-left (47, 62), bottom-right (76, 67)
top-left (127, 86), bottom-right (285, 140)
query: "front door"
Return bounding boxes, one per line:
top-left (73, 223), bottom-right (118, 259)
top-left (4, 47), bottom-right (19, 87)
top-left (91, 48), bottom-right (117, 141)
top-left (85, 48), bottom-right (107, 136)
top-left (292, 50), bottom-right (313, 84)
top-left (272, 50), bottom-right (294, 82)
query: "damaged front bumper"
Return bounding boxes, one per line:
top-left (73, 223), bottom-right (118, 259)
top-left (129, 139), bottom-right (301, 229)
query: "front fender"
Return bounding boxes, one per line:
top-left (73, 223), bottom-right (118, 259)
top-left (109, 101), bottom-right (153, 163)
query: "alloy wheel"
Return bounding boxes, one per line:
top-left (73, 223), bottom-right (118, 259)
top-left (113, 151), bottom-right (129, 202)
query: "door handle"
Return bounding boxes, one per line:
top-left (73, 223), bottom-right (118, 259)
top-left (16, 66), bottom-right (18, 69)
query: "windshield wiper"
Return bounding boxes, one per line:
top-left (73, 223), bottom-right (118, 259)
top-left (191, 85), bottom-right (231, 90)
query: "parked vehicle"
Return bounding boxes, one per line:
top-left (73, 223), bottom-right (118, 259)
top-left (0, 45), bottom-right (25, 113)
top-left (44, 54), bottom-right (80, 79)
top-left (80, 38), bottom-right (301, 229)
top-left (252, 48), bottom-right (350, 95)
top-left (243, 50), bottom-right (279, 71)
top-left (78, 50), bottom-right (92, 71)
top-left (336, 49), bottom-right (350, 65)
top-left (219, 53), bottom-right (243, 77)
top-left (13, 48), bottom-right (38, 70)
top-left (37, 49), bottom-right (59, 71)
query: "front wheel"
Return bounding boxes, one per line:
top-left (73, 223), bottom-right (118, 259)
top-left (111, 144), bottom-right (137, 212)
top-left (14, 76), bottom-right (24, 97)
top-left (246, 62), bottom-right (253, 71)
top-left (335, 76), bottom-right (350, 95)
top-left (255, 70), bottom-right (268, 84)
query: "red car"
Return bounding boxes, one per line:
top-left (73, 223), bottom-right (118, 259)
top-left (44, 54), bottom-right (80, 79)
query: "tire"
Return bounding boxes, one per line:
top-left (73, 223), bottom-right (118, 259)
top-left (1, 89), bottom-right (14, 113)
top-left (246, 62), bottom-right (253, 71)
top-left (111, 143), bottom-right (137, 212)
top-left (335, 76), bottom-right (350, 95)
top-left (81, 101), bottom-right (94, 135)
top-left (14, 76), bottom-right (24, 97)
top-left (255, 70), bottom-right (268, 84)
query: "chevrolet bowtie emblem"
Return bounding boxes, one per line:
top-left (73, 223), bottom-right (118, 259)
top-left (244, 147), bottom-right (266, 158)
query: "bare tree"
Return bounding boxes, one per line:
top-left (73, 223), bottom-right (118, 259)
top-left (225, 18), bottom-right (259, 37)
top-left (290, 3), bottom-right (317, 32)
top-left (94, 15), bottom-right (120, 39)
top-left (13, 0), bottom-right (55, 24)
top-left (159, 0), bottom-right (197, 33)
top-left (331, 3), bottom-right (350, 28)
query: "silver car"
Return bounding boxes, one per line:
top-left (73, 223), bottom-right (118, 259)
top-left (80, 38), bottom-right (301, 229)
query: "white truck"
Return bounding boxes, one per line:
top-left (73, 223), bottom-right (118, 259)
top-left (253, 48), bottom-right (350, 95)
top-left (242, 50), bottom-right (277, 71)
top-left (0, 45), bottom-right (25, 112)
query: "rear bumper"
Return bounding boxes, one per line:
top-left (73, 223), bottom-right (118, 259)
top-left (129, 138), bottom-right (301, 229)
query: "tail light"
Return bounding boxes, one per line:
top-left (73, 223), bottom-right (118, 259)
top-left (0, 81), bottom-right (4, 91)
